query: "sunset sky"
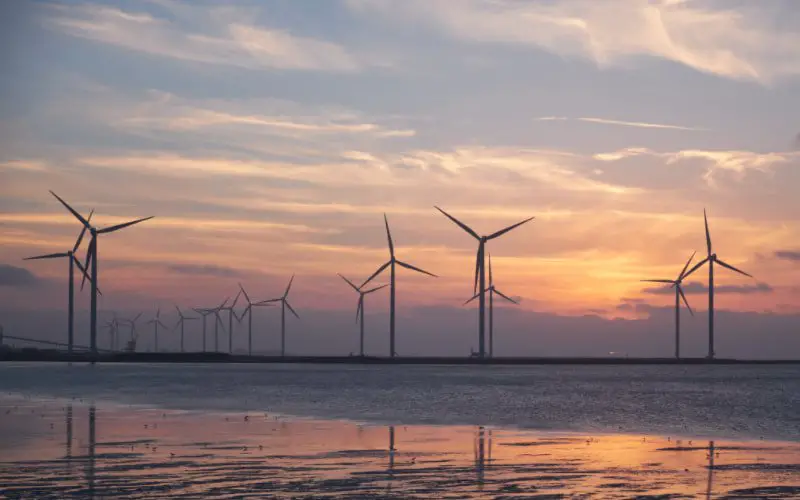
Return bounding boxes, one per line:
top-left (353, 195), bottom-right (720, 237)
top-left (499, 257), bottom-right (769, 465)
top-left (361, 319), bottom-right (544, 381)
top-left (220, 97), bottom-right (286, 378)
top-left (2, 0), bottom-right (799, 357)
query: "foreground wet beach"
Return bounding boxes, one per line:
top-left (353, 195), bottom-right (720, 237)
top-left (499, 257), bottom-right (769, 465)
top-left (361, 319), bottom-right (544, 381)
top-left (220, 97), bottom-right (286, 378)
top-left (1, 395), bottom-right (799, 498)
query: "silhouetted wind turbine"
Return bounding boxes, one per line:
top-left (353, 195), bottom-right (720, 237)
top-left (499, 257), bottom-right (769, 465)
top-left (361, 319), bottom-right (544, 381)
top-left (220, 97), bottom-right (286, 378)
top-left (219, 292), bottom-right (241, 354)
top-left (435, 207), bottom-right (533, 358)
top-left (24, 210), bottom-right (95, 355)
top-left (339, 274), bottom-right (387, 357)
top-left (145, 308), bottom-right (168, 352)
top-left (256, 275), bottom-right (299, 357)
top-left (362, 214), bottom-right (436, 357)
top-left (641, 251), bottom-right (696, 360)
top-left (174, 306), bottom-right (196, 353)
top-left (192, 308), bottom-right (214, 352)
top-left (122, 313), bottom-right (142, 352)
top-left (465, 254), bottom-right (518, 358)
top-left (236, 283), bottom-right (271, 356)
top-left (50, 191), bottom-right (153, 357)
top-left (682, 209), bottom-right (752, 359)
top-left (210, 299), bottom-right (227, 352)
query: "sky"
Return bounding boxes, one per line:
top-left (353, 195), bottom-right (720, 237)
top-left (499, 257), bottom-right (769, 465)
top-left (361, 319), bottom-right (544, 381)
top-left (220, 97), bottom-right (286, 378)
top-left (1, 0), bottom-right (799, 358)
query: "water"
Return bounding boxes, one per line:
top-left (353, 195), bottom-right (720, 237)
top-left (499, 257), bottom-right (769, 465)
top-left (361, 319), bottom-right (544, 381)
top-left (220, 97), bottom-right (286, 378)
top-left (2, 363), bottom-right (798, 441)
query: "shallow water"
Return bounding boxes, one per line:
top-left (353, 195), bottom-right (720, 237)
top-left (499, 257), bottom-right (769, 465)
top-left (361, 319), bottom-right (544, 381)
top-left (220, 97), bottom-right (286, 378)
top-left (1, 398), bottom-right (799, 498)
top-left (0, 363), bottom-right (798, 440)
top-left (1, 363), bottom-right (799, 497)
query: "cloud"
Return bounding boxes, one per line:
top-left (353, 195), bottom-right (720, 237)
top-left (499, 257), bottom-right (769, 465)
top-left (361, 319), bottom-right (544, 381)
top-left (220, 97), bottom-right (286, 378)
top-left (593, 147), bottom-right (796, 186)
top-left (349, 0), bottom-right (800, 83)
top-left (0, 160), bottom-right (49, 172)
top-left (643, 281), bottom-right (773, 295)
top-left (775, 250), bottom-right (800, 262)
top-left (167, 263), bottom-right (245, 278)
top-left (0, 265), bottom-right (40, 287)
top-left (538, 117), bottom-right (703, 131)
top-left (46, 4), bottom-right (363, 72)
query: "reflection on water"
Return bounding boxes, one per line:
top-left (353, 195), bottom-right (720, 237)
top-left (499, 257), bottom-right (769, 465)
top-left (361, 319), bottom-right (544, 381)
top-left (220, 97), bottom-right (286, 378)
top-left (1, 398), bottom-right (799, 498)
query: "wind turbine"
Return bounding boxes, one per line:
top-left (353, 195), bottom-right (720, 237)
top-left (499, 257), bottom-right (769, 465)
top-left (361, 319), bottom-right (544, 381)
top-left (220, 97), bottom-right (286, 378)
top-left (192, 308), bottom-right (214, 352)
top-left (434, 207), bottom-right (533, 358)
top-left (682, 209), bottom-right (753, 359)
top-left (338, 274), bottom-right (388, 357)
top-left (641, 251), bottom-right (696, 360)
top-left (219, 292), bottom-right (241, 354)
top-left (174, 306), bottom-right (197, 353)
top-left (236, 283), bottom-right (272, 356)
top-left (121, 313), bottom-right (142, 352)
top-left (49, 191), bottom-right (153, 357)
top-left (361, 214), bottom-right (437, 357)
top-left (256, 275), bottom-right (299, 357)
top-left (102, 319), bottom-right (117, 352)
top-left (464, 254), bottom-right (518, 358)
top-left (210, 299), bottom-right (227, 353)
top-left (145, 308), bottom-right (168, 353)
top-left (23, 210), bottom-right (95, 355)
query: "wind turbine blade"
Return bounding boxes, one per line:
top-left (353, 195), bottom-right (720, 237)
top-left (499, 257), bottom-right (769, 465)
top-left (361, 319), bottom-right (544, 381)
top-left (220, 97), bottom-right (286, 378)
top-left (284, 274), bottom-right (295, 298)
top-left (487, 216), bottom-right (535, 240)
top-left (434, 206), bottom-right (479, 240)
top-left (396, 260), bottom-right (437, 277)
top-left (678, 285), bottom-right (694, 316)
top-left (677, 251), bottom-right (696, 281)
top-left (72, 209), bottom-right (94, 252)
top-left (493, 288), bottom-right (519, 304)
top-left (174, 304), bottom-right (182, 317)
top-left (363, 284), bottom-right (389, 294)
top-left (716, 259), bottom-right (753, 278)
top-left (383, 213), bottom-right (395, 258)
top-left (49, 191), bottom-right (90, 228)
top-left (133, 312), bottom-right (142, 322)
top-left (464, 292), bottom-right (480, 306)
top-left (215, 313), bottom-right (225, 330)
top-left (640, 279), bottom-right (677, 284)
top-left (681, 257), bottom-right (709, 280)
top-left (24, 252), bottom-right (70, 260)
top-left (356, 296), bottom-right (362, 324)
top-left (703, 208), bottom-right (712, 256)
top-left (255, 298), bottom-right (281, 306)
top-left (157, 320), bottom-right (168, 329)
top-left (218, 298), bottom-right (229, 309)
top-left (156, 308), bottom-right (161, 318)
top-left (238, 282), bottom-right (251, 304)
top-left (80, 237), bottom-right (95, 291)
top-left (97, 216), bottom-right (154, 234)
top-left (473, 247), bottom-right (481, 295)
top-left (285, 301), bottom-right (300, 319)
top-left (361, 261), bottom-right (391, 288)
top-left (338, 273), bottom-right (360, 292)
top-left (231, 290), bottom-right (242, 308)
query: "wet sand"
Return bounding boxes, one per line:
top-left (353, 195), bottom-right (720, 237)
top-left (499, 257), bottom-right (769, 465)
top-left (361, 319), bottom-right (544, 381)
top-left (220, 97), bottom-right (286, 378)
top-left (1, 395), bottom-right (799, 498)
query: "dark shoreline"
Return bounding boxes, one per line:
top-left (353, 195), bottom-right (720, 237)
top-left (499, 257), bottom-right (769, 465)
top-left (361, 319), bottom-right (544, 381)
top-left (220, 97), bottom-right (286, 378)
top-left (2, 349), bottom-right (799, 365)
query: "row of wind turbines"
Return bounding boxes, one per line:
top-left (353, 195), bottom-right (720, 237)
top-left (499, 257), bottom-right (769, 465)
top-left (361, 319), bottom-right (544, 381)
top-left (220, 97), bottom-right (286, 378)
top-left (23, 191), bottom-right (754, 360)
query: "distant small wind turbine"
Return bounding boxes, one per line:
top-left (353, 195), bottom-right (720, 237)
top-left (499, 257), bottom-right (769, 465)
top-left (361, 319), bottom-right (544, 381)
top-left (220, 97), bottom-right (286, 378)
top-left (145, 308), bottom-right (168, 353)
top-left (682, 209), bottom-right (753, 359)
top-left (173, 306), bottom-right (197, 353)
top-left (641, 251), bottom-right (696, 359)
top-left (236, 283), bottom-right (272, 356)
top-left (219, 292), bottom-right (241, 354)
top-left (362, 214), bottom-right (437, 357)
top-left (210, 299), bottom-right (228, 353)
top-left (122, 313), bottom-right (142, 352)
top-left (465, 254), bottom-right (518, 358)
top-left (102, 319), bottom-right (117, 352)
top-left (256, 275), bottom-right (299, 357)
top-left (49, 191), bottom-right (153, 356)
top-left (24, 210), bottom-right (96, 355)
top-left (435, 207), bottom-right (533, 358)
top-left (192, 308), bottom-right (214, 352)
top-left (338, 274), bottom-right (388, 357)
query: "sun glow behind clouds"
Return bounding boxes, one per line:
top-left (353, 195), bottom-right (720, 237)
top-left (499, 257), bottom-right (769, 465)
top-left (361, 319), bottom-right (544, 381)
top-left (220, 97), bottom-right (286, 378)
top-left (1, 0), bottom-right (799, 334)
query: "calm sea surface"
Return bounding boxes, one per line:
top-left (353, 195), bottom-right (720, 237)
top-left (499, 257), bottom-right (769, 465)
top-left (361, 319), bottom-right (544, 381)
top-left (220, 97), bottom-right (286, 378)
top-left (1, 363), bottom-right (798, 441)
